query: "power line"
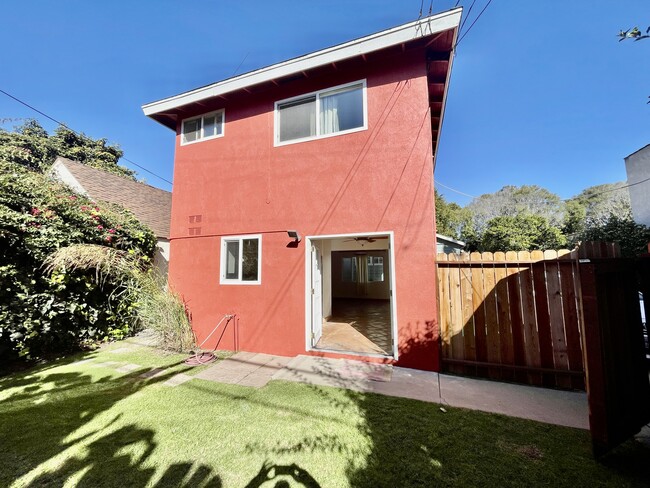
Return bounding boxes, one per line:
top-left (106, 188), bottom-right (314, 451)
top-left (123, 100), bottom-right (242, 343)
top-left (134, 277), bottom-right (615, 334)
top-left (563, 177), bottom-right (650, 201)
top-left (436, 180), bottom-right (477, 198)
top-left (458, 0), bottom-right (476, 34)
top-left (456, 0), bottom-right (493, 46)
top-left (454, 0), bottom-right (461, 7)
top-left (0, 88), bottom-right (173, 186)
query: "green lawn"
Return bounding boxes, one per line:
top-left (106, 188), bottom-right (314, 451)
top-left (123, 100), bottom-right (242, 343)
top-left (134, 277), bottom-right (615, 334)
top-left (1, 343), bottom-right (648, 487)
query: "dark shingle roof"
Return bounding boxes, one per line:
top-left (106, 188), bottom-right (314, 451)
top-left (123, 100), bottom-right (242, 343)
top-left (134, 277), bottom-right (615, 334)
top-left (55, 157), bottom-right (171, 239)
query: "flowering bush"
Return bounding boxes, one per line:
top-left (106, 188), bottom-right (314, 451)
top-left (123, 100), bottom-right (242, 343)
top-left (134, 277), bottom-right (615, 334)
top-left (0, 153), bottom-right (156, 360)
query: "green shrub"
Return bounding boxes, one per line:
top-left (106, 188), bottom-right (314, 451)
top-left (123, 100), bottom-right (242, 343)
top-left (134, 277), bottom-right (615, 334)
top-left (0, 160), bottom-right (156, 360)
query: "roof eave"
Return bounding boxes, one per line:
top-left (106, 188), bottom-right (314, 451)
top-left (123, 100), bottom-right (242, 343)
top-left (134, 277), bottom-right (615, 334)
top-left (142, 8), bottom-right (462, 123)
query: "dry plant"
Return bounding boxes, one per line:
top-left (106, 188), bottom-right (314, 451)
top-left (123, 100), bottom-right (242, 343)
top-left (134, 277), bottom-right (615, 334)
top-left (44, 244), bottom-right (195, 352)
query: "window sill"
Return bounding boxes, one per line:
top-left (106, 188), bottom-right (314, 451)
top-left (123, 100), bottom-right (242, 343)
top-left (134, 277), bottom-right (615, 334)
top-left (274, 125), bottom-right (367, 148)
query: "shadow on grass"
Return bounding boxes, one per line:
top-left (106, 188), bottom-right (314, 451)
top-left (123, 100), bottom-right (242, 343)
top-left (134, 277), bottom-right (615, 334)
top-left (1, 353), bottom-right (323, 487)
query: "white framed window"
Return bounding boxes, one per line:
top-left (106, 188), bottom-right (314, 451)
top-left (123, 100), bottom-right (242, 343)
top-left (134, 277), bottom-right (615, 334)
top-left (367, 256), bottom-right (384, 282)
top-left (274, 80), bottom-right (367, 146)
top-left (181, 110), bottom-right (225, 145)
top-left (220, 234), bottom-right (261, 285)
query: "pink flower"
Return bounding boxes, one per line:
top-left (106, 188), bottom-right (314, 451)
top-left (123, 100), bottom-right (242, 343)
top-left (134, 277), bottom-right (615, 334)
top-left (105, 236), bottom-right (113, 243)
top-left (30, 208), bottom-right (41, 215)
top-left (108, 228), bottom-right (116, 234)
top-left (97, 225), bottom-right (104, 230)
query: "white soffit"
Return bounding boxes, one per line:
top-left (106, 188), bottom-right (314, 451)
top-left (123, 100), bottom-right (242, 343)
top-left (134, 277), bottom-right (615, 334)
top-left (142, 9), bottom-right (461, 117)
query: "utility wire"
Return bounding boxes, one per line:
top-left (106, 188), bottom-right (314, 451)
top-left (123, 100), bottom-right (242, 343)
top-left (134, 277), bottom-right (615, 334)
top-left (0, 88), bottom-right (173, 186)
top-left (437, 176), bottom-right (650, 203)
top-left (436, 180), bottom-right (477, 198)
top-left (456, 0), bottom-right (493, 46)
top-left (231, 52), bottom-right (250, 77)
top-left (458, 0), bottom-right (476, 34)
top-left (454, 0), bottom-right (461, 7)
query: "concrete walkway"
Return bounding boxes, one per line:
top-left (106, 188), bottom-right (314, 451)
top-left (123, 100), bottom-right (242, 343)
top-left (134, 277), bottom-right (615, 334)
top-left (195, 352), bottom-right (589, 429)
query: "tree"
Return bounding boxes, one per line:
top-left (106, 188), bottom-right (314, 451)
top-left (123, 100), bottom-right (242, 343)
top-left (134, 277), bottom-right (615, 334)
top-left (0, 120), bottom-right (135, 178)
top-left (563, 182), bottom-right (631, 243)
top-left (479, 214), bottom-right (567, 252)
top-left (434, 189), bottom-right (471, 240)
top-left (466, 185), bottom-right (564, 236)
top-left (0, 122), bottom-right (154, 360)
top-left (579, 215), bottom-right (650, 257)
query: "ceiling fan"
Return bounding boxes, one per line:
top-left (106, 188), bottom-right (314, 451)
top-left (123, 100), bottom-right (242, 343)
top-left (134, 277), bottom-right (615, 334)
top-left (343, 236), bottom-right (389, 243)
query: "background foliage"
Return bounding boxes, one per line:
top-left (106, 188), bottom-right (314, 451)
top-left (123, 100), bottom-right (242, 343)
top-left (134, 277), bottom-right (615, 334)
top-left (435, 181), bottom-right (648, 256)
top-left (0, 121), bottom-right (155, 361)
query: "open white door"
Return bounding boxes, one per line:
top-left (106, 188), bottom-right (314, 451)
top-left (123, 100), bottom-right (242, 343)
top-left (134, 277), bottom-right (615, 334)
top-left (311, 244), bottom-right (323, 346)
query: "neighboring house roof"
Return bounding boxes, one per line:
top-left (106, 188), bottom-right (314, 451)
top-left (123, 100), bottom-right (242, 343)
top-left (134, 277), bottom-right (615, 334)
top-left (436, 233), bottom-right (465, 247)
top-left (51, 157), bottom-right (172, 239)
top-left (142, 8), bottom-right (462, 130)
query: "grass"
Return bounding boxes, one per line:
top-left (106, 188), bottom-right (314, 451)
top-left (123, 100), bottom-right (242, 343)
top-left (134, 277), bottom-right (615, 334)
top-left (1, 343), bottom-right (648, 487)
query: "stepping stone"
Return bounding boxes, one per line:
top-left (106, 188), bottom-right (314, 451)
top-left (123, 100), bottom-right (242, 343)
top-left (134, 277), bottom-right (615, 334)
top-left (139, 368), bottom-right (167, 379)
top-left (164, 373), bottom-right (193, 387)
top-left (116, 363), bottom-right (141, 373)
top-left (107, 347), bottom-right (135, 354)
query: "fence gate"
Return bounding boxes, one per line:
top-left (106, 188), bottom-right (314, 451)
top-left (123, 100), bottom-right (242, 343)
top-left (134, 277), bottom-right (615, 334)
top-left (577, 252), bottom-right (650, 456)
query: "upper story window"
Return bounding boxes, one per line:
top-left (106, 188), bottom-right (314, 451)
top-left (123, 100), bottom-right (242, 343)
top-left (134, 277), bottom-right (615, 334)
top-left (220, 234), bottom-right (261, 285)
top-left (181, 110), bottom-right (224, 145)
top-left (275, 80), bottom-right (367, 146)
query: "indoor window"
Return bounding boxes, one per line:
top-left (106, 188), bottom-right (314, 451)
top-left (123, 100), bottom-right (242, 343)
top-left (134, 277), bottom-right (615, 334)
top-left (181, 110), bottom-right (224, 145)
top-left (275, 80), bottom-right (366, 145)
top-left (341, 257), bottom-right (358, 283)
top-left (220, 235), bottom-right (261, 284)
top-left (367, 256), bottom-right (384, 282)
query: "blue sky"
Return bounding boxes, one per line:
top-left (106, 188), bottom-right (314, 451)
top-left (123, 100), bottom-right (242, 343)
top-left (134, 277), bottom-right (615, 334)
top-left (1, 1), bottom-right (647, 205)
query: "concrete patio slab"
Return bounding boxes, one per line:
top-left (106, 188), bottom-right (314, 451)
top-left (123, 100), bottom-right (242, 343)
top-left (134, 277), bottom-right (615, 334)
top-left (139, 367), bottom-right (167, 379)
top-left (195, 352), bottom-right (293, 388)
top-left (116, 363), bottom-right (141, 373)
top-left (164, 373), bottom-right (193, 387)
top-left (273, 355), bottom-right (588, 429)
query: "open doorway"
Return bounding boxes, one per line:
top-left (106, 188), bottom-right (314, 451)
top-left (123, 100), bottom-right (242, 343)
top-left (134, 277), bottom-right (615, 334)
top-left (306, 232), bottom-right (397, 358)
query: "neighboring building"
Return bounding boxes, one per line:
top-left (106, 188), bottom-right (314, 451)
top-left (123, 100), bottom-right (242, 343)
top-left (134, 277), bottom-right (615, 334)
top-left (625, 144), bottom-right (650, 227)
top-left (50, 157), bottom-right (172, 277)
top-left (142, 9), bottom-right (461, 371)
top-left (436, 233), bottom-right (465, 254)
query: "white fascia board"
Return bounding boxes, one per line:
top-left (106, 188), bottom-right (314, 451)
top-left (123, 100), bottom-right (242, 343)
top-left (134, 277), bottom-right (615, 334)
top-left (142, 9), bottom-right (461, 117)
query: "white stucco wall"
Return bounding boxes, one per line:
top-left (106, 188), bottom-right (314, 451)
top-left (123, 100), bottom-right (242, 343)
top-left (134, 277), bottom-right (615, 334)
top-left (625, 145), bottom-right (650, 227)
top-left (49, 160), bottom-right (88, 196)
top-left (154, 238), bottom-right (170, 281)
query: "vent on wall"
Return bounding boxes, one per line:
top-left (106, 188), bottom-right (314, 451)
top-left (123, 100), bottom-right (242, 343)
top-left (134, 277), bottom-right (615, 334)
top-left (189, 227), bottom-right (202, 236)
top-left (189, 215), bottom-right (202, 224)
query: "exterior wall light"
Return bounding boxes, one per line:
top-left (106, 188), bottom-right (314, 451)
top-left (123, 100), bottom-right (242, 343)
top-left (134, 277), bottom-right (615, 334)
top-left (287, 230), bottom-right (301, 242)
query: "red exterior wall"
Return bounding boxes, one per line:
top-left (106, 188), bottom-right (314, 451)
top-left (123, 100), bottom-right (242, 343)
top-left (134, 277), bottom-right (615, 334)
top-left (169, 47), bottom-right (440, 371)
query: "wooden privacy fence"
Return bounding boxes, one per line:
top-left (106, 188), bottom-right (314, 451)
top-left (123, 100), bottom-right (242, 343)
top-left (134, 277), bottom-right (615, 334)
top-left (436, 248), bottom-right (618, 390)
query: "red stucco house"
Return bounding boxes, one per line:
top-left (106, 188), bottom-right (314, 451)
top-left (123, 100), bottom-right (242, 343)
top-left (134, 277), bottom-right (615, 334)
top-left (142, 9), bottom-right (461, 371)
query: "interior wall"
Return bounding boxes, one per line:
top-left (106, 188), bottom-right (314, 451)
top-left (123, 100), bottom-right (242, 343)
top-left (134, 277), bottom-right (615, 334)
top-left (331, 250), bottom-right (390, 300)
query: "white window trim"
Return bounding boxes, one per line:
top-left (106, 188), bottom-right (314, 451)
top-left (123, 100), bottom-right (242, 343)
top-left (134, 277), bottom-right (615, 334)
top-left (219, 234), bottom-right (262, 285)
top-left (274, 79), bottom-right (368, 147)
top-left (180, 109), bottom-right (225, 146)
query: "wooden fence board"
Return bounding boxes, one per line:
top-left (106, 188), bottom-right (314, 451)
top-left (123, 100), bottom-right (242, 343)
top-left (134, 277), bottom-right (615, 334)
top-left (470, 252), bottom-right (488, 377)
top-left (448, 254), bottom-right (465, 375)
top-left (560, 260), bottom-right (584, 389)
top-left (482, 252), bottom-right (500, 379)
top-left (460, 263), bottom-right (476, 377)
top-left (436, 246), bottom-right (594, 390)
top-left (495, 252), bottom-right (514, 381)
top-left (506, 254), bottom-right (527, 384)
top-left (545, 253), bottom-right (571, 389)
